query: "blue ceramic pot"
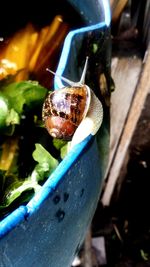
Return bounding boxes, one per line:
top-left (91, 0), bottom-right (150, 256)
top-left (0, 1), bottom-right (111, 266)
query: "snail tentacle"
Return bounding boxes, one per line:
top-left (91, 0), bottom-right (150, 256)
top-left (79, 56), bottom-right (89, 84)
top-left (46, 68), bottom-right (76, 87)
top-left (43, 57), bottom-right (103, 144)
top-left (46, 56), bottom-right (89, 88)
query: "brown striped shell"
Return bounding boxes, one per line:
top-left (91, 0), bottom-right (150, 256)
top-left (42, 85), bottom-right (91, 140)
top-left (42, 57), bottom-right (103, 145)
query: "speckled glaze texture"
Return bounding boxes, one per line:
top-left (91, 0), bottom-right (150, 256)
top-left (0, 0), bottom-right (111, 266)
top-left (0, 138), bottom-right (101, 267)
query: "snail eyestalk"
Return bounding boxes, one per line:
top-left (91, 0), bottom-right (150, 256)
top-left (46, 56), bottom-right (89, 87)
top-left (79, 56), bottom-right (89, 85)
top-left (46, 68), bottom-right (76, 87)
top-left (43, 57), bottom-right (103, 145)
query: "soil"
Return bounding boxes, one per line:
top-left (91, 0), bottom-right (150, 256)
top-left (92, 146), bottom-right (150, 267)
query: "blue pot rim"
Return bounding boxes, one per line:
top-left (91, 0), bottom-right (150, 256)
top-left (0, 0), bottom-right (111, 239)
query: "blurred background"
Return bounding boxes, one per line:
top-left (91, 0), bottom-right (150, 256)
top-left (72, 0), bottom-right (150, 266)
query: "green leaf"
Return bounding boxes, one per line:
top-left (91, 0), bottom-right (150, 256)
top-left (6, 108), bottom-right (20, 125)
top-left (30, 163), bottom-right (50, 183)
top-left (60, 143), bottom-right (70, 159)
top-left (32, 143), bottom-right (58, 178)
top-left (140, 249), bottom-right (149, 261)
top-left (1, 80), bottom-right (48, 114)
top-left (53, 138), bottom-right (67, 150)
top-left (0, 92), bottom-right (10, 129)
top-left (0, 170), bottom-right (6, 193)
top-left (0, 92), bottom-right (19, 134)
top-left (1, 179), bottom-right (41, 207)
top-left (52, 138), bottom-right (69, 159)
top-left (23, 83), bottom-right (48, 110)
top-left (0, 143), bottom-right (58, 209)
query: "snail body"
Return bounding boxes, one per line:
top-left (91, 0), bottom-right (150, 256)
top-left (42, 57), bottom-right (103, 146)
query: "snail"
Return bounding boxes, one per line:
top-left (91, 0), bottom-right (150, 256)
top-left (42, 57), bottom-right (103, 148)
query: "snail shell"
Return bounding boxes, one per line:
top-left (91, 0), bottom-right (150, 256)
top-left (42, 85), bottom-right (91, 140)
top-left (42, 57), bottom-right (103, 146)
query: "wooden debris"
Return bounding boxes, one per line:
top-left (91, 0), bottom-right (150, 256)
top-left (110, 0), bottom-right (128, 23)
top-left (92, 237), bottom-right (107, 265)
top-left (83, 230), bottom-right (93, 267)
top-left (104, 56), bottom-right (142, 179)
top-left (142, 1), bottom-right (150, 47)
top-left (102, 48), bottom-right (150, 206)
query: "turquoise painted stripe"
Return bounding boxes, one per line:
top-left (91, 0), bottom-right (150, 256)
top-left (0, 0), bottom-right (111, 238)
top-left (54, 21), bottom-right (106, 89)
top-left (0, 206), bottom-right (27, 238)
